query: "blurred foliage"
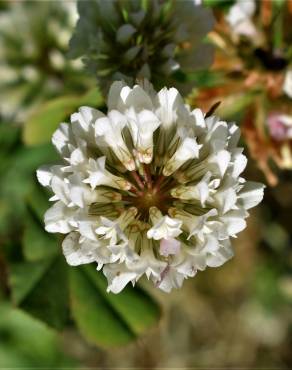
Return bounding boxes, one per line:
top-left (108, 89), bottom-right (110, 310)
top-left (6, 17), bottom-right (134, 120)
top-left (0, 0), bottom-right (292, 368)
top-left (23, 87), bottom-right (103, 146)
top-left (0, 1), bottom-right (91, 123)
top-left (0, 303), bottom-right (76, 368)
top-left (189, 0), bottom-right (292, 186)
top-left (70, 265), bottom-right (160, 347)
top-left (203, 0), bottom-right (235, 11)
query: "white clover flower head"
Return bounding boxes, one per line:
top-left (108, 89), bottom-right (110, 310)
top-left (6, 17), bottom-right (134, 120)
top-left (68, 0), bottom-right (214, 90)
top-left (0, 2), bottom-right (83, 122)
top-left (267, 112), bottom-right (292, 141)
top-left (37, 80), bottom-right (264, 293)
top-left (225, 0), bottom-right (257, 38)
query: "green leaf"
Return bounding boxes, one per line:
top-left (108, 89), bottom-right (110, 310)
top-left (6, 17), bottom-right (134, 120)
top-left (0, 122), bottom-right (20, 152)
top-left (22, 208), bottom-right (59, 262)
top-left (69, 266), bottom-right (134, 347)
top-left (0, 144), bottom-right (58, 231)
top-left (0, 144), bottom-right (57, 199)
top-left (9, 256), bottom-right (69, 330)
top-left (203, 0), bottom-right (235, 10)
top-left (26, 181), bottom-right (52, 222)
top-left (80, 87), bottom-right (104, 111)
top-left (9, 259), bottom-right (52, 305)
top-left (23, 95), bottom-right (79, 146)
top-left (84, 265), bottom-right (160, 335)
top-left (22, 181), bottom-right (60, 262)
top-left (0, 303), bottom-right (75, 368)
top-left (23, 88), bottom-right (104, 146)
top-left (69, 265), bottom-right (161, 348)
top-left (185, 70), bottom-right (225, 88)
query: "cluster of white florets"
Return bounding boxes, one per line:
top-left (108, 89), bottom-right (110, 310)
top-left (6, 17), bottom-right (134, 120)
top-left (37, 81), bottom-right (264, 293)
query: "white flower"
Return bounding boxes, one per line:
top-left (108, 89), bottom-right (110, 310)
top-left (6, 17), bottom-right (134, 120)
top-left (163, 137), bottom-right (202, 176)
top-left (267, 112), bottom-right (292, 141)
top-left (147, 207), bottom-right (182, 240)
top-left (126, 108), bottom-right (160, 164)
top-left (83, 157), bottom-right (132, 190)
top-left (103, 264), bottom-right (138, 294)
top-left (62, 232), bottom-right (106, 267)
top-left (283, 70), bottom-right (292, 99)
top-left (159, 238), bottom-right (181, 257)
top-left (95, 111), bottom-right (135, 170)
top-left (37, 80), bottom-right (264, 293)
top-left (225, 0), bottom-right (257, 38)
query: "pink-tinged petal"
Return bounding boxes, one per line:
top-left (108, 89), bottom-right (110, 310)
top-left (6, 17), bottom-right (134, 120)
top-left (160, 238), bottom-right (181, 257)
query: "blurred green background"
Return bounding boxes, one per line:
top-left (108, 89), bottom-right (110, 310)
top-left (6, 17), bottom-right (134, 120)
top-left (0, 1), bottom-right (292, 369)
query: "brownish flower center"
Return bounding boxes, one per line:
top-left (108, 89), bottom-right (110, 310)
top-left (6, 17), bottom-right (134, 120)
top-left (122, 165), bottom-right (177, 220)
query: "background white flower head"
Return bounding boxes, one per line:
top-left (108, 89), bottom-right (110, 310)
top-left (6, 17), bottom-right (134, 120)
top-left (0, 1), bottom-right (83, 123)
top-left (68, 0), bottom-right (215, 91)
top-left (37, 80), bottom-right (264, 293)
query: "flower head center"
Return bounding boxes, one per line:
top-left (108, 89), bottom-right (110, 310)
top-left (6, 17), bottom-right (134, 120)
top-left (136, 189), bottom-right (161, 212)
top-left (125, 171), bottom-right (174, 220)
